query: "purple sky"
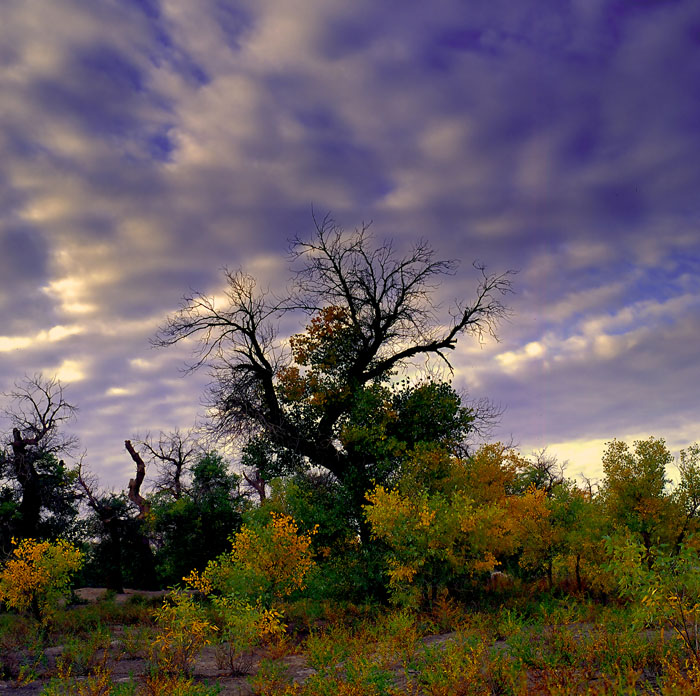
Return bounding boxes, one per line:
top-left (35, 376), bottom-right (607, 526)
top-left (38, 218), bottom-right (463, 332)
top-left (2, 0), bottom-right (700, 487)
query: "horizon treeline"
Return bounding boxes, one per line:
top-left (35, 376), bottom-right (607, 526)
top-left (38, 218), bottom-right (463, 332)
top-left (2, 219), bottom-right (699, 604)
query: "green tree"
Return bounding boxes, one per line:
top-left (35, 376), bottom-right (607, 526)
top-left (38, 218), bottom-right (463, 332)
top-left (151, 452), bottom-right (248, 585)
top-left (601, 437), bottom-right (673, 564)
top-left (671, 443), bottom-right (700, 549)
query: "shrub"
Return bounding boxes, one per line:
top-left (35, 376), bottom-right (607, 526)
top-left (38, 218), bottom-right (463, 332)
top-left (184, 512), bottom-right (316, 602)
top-left (363, 486), bottom-right (501, 607)
top-left (605, 534), bottom-right (700, 666)
top-left (0, 538), bottom-right (84, 623)
top-left (211, 594), bottom-right (285, 675)
top-left (149, 589), bottom-right (216, 675)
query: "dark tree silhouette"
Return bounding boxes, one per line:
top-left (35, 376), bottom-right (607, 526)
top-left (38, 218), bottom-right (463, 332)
top-left (76, 457), bottom-right (126, 593)
top-left (124, 440), bottom-right (157, 589)
top-left (1, 374), bottom-right (78, 540)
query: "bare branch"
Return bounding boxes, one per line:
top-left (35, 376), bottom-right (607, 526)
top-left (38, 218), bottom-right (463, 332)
top-left (154, 216), bottom-right (515, 486)
top-left (3, 373), bottom-right (78, 455)
top-left (132, 429), bottom-right (199, 499)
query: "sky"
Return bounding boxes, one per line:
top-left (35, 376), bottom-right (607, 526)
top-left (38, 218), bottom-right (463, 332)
top-left (2, 0), bottom-right (700, 488)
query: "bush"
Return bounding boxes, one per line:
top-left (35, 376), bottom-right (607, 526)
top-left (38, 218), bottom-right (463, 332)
top-left (184, 512), bottom-right (316, 602)
top-left (149, 589), bottom-right (216, 675)
top-left (363, 486), bottom-right (501, 607)
top-left (605, 533), bottom-right (700, 666)
top-left (0, 538), bottom-right (84, 623)
top-left (211, 594), bottom-right (285, 675)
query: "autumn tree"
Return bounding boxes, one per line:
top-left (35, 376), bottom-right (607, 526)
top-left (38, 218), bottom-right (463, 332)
top-left (155, 217), bottom-right (513, 534)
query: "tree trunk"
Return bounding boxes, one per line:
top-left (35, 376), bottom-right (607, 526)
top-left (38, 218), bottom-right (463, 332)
top-left (124, 441), bottom-right (158, 589)
top-left (243, 469), bottom-right (267, 504)
top-left (11, 429), bottom-right (41, 539)
top-left (103, 514), bottom-right (125, 594)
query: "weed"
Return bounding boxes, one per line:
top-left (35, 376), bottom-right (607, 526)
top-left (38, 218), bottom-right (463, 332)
top-left (40, 652), bottom-right (113, 695)
top-left (149, 589), bottom-right (215, 676)
top-left (407, 632), bottom-right (491, 696)
top-left (305, 626), bottom-right (352, 675)
top-left (60, 625), bottom-right (112, 675)
top-left (120, 624), bottom-right (155, 659)
top-left (372, 610), bottom-right (419, 669)
top-left (427, 590), bottom-right (467, 633)
top-left (138, 673), bottom-right (222, 695)
top-left (248, 658), bottom-right (292, 695)
top-left (492, 607), bottom-right (525, 641)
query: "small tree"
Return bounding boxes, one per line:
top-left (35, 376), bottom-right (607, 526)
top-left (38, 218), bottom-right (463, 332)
top-left (601, 437), bottom-right (673, 564)
top-left (184, 512), bottom-right (316, 603)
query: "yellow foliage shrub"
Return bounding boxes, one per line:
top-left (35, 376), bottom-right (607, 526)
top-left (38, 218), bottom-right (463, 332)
top-left (364, 486), bottom-right (503, 606)
top-left (184, 512), bottom-right (317, 601)
top-left (0, 537), bottom-right (84, 623)
top-left (150, 589), bottom-right (216, 675)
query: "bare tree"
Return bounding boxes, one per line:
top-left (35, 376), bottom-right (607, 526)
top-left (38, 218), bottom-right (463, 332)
top-left (155, 216), bottom-right (514, 525)
top-left (526, 448), bottom-right (567, 495)
top-left (2, 374), bottom-right (78, 539)
top-left (131, 430), bottom-right (198, 500)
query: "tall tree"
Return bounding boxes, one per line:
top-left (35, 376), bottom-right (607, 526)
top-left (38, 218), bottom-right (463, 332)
top-left (1, 375), bottom-right (79, 541)
top-left (155, 217), bottom-right (513, 531)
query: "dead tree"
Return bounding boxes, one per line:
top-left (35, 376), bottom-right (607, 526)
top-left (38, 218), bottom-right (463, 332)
top-left (124, 440), bottom-right (157, 589)
top-left (131, 430), bottom-right (198, 500)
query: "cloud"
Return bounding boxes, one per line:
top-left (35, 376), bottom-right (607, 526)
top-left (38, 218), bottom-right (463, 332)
top-left (0, 325), bottom-right (83, 352)
top-left (53, 359), bottom-right (88, 383)
top-left (1, 0), bottom-right (699, 486)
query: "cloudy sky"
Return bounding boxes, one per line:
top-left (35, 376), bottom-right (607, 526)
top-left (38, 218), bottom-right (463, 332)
top-left (2, 0), bottom-right (700, 488)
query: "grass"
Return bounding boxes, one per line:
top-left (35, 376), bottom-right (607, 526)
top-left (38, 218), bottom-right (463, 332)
top-left (1, 588), bottom-right (699, 694)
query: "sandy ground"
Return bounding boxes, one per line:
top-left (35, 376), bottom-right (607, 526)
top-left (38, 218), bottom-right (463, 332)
top-left (74, 587), bottom-right (169, 605)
